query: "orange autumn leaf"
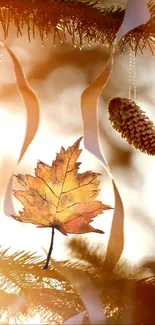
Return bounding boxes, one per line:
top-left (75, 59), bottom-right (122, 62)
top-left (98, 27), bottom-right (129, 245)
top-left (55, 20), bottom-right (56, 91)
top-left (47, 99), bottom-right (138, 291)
top-left (12, 137), bottom-right (112, 235)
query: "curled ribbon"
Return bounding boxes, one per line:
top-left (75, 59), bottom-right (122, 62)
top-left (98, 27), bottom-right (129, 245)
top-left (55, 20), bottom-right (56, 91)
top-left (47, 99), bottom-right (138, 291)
top-left (81, 0), bottom-right (151, 269)
top-left (0, 41), bottom-right (40, 216)
top-left (81, 51), bottom-right (124, 269)
top-left (52, 259), bottom-right (105, 325)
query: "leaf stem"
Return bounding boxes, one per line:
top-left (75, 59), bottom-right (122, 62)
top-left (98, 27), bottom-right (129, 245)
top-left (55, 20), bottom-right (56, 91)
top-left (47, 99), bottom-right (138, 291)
top-left (43, 226), bottom-right (55, 269)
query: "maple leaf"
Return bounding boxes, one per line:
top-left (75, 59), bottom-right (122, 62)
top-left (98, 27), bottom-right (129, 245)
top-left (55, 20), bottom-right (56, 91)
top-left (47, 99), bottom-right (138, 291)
top-left (12, 137), bottom-right (112, 235)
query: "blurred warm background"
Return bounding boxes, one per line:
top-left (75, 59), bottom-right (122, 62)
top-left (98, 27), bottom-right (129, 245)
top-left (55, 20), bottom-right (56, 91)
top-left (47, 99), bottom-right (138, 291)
top-left (0, 0), bottom-right (155, 266)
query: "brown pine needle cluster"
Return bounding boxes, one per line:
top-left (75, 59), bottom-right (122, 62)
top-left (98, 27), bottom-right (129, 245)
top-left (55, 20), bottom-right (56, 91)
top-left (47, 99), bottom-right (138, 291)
top-left (108, 97), bottom-right (155, 155)
top-left (0, 0), bottom-right (155, 53)
top-left (0, 0), bottom-right (123, 46)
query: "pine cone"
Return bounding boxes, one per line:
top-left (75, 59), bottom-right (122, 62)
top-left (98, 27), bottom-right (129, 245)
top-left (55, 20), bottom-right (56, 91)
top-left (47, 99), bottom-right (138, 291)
top-left (108, 97), bottom-right (155, 155)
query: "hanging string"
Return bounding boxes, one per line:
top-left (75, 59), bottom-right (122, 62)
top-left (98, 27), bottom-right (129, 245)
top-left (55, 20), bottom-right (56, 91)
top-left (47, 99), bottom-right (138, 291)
top-left (128, 48), bottom-right (137, 101)
top-left (128, 48), bottom-right (133, 100)
top-left (133, 51), bottom-right (137, 101)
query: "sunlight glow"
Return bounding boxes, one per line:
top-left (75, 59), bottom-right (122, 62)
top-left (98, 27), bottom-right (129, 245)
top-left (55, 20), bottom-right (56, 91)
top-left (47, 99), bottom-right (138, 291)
top-left (22, 315), bottom-right (41, 324)
top-left (0, 312), bottom-right (56, 324)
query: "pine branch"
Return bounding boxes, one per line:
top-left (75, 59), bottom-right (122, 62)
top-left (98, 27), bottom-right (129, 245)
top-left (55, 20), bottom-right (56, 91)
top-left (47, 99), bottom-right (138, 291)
top-left (1, 245), bottom-right (155, 324)
top-left (0, 0), bottom-right (155, 54)
top-left (61, 237), bottom-right (155, 324)
top-left (0, 249), bottom-right (62, 283)
top-left (67, 236), bottom-right (106, 270)
top-left (0, 248), bottom-right (82, 323)
top-left (119, 0), bottom-right (155, 54)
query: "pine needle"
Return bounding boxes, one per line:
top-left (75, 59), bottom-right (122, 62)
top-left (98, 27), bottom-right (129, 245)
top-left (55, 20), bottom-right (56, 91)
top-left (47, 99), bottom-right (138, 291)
top-left (0, 0), bottom-right (155, 54)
